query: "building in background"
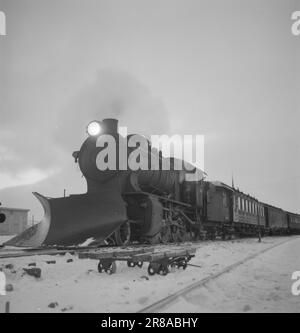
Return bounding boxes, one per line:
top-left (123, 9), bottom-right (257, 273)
top-left (0, 207), bottom-right (29, 235)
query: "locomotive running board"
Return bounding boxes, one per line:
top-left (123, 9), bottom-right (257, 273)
top-left (5, 190), bottom-right (127, 247)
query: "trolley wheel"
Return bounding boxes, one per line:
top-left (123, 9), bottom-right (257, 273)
top-left (114, 221), bottom-right (131, 246)
top-left (137, 261), bottom-right (143, 268)
top-left (127, 261), bottom-right (136, 268)
top-left (97, 261), bottom-right (104, 273)
top-left (147, 262), bottom-right (159, 276)
top-left (158, 264), bottom-right (169, 276)
top-left (176, 259), bottom-right (187, 270)
top-left (105, 261), bottom-right (117, 275)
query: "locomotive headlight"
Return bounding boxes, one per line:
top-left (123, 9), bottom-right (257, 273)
top-left (87, 121), bottom-right (101, 136)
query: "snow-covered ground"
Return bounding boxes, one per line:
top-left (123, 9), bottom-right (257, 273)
top-left (0, 236), bottom-right (299, 313)
top-left (162, 236), bottom-right (300, 313)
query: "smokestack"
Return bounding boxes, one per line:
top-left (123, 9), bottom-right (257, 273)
top-left (102, 118), bottom-right (118, 134)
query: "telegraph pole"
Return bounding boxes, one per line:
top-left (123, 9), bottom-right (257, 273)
top-left (257, 200), bottom-right (261, 243)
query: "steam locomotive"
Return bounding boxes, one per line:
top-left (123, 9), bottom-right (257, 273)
top-left (5, 118), bottom-right (300, 248)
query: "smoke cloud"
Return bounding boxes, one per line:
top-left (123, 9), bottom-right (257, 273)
top-left (0, 69), bottom-right (169, 191)
top-left (55, 69), bottom-right (170, 151)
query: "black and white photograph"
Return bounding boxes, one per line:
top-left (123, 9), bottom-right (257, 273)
top-left (0, 0), bottom-right (300, 318)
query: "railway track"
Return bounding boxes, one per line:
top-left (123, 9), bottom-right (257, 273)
top-left (137, 236), bottom-right (298, 313)
top-left (0, 235), bottom-right (293, 260)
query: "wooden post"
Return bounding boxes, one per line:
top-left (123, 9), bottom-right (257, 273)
top-left (257, 201), bottom-right (261, 243)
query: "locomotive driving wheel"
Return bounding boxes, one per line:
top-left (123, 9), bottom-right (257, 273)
top-left (160, 226), bottom-right (171, 244)
top-left (170, 225), bottom-right (180, 242)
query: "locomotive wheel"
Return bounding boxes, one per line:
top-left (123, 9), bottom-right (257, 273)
top-left (178, 228), bottom-right (186, 242)
top-left (172, 226), bottom-right (185, 242)
top-left (221, 230), bottom-right (226, 240)
top-left (114, 221), bottom-right (131, 246)
top-left (171, 226), bottom-right (186, 243)
top-left (208, 228), bottom-right (216, 240)
top-left (190, 231), bottom-right (197, 241)
top-left (148, 233), bottom-right (161, 244)
top-left (185, 231), bottom-right (194, 242)
top-left (160, 227), bottom-right (171, 244)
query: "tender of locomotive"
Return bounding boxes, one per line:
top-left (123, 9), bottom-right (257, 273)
top-left (5, 118), bottom-right (300, 247)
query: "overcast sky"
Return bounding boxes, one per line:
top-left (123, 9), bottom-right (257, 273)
top-left (0, 0), bottom-right (299, 217)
